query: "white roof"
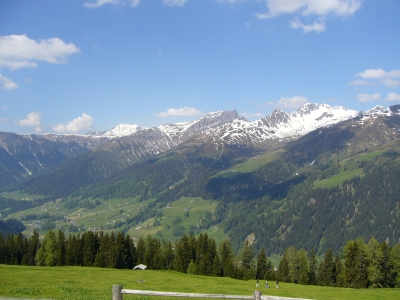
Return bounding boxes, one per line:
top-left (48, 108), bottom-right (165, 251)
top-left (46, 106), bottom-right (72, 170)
top-left (133, 264), bottom-right (147, 270)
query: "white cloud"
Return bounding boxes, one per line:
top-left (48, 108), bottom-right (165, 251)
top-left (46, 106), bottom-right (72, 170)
top-left (256, 0), bottom-right (362, 32)
top-left (0, 35), bottom-right (80, 70)
top-left (17, 112), bottom-right (42, 132)
top-left (0, 73), bottom-right (18, 90)
top-left (157, 107), bottom-right (202, 117)
top-left (163, 0), bottom-right (188, 7)
top-left (268, 95), bottom-right (309, 109)
top-left (385, 92), bottom-right (400, 102)
top-left (83, 0), bottom-right (140, 8)
top-left (131, 0), bottom-right (140, 7)
top-left (357, 93), bottom-right (381, 103)
top-left (352, 68), bottom-right (400, 88)
top-left (83, 0), bottom-right (119, 8)
top-left (52, 113), bottom-right (94, 133)
top-left (262, 0), bottom-right (362, 18)
top-left (290, 18), bottom-right (326, 33)
top-left (348, 80), bottom-right (371, 86)
top-left (381, 79), bottom-right (400, 88)
top-left (356, 68), bottom-right (400, 79)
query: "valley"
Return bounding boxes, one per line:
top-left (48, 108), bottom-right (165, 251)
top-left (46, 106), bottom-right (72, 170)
top-left (1, 103), bottom-right (400, 257)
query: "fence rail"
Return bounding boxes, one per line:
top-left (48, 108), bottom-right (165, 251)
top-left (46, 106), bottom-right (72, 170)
top-left (112, 285), bottom-right (312, 300)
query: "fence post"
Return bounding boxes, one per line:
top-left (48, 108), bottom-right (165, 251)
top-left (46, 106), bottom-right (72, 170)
top-left (112, 284), bottom-right (122, 300)
top-left (253, 290), bottom-right (262, 300)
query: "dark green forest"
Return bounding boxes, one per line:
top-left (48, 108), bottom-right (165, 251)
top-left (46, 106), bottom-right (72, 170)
top-left (1, 230), bottom-right (400, 289)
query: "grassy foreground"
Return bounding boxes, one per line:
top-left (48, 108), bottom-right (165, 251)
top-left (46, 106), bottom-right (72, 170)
top-left (0, 265), bottom-right (399, 300)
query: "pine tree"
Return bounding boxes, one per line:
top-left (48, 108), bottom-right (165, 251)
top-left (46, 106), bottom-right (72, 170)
top-left (380, 241), bottom-right (390, 287)
top-left (114, 232), bottom-right (127, 269)
top-left (265, 259), bottom-right (276, 281)
top-left (161, 240), bottom-right (174, 270)
top-left (389, 243), bottom-right (400, 287)
top-left (26, 230), bottom-right (39, 265)
top-left (334, 255), bottom-right (344, 287)
top-left (125, 234), bottom-right (135, 269)
top-left (174, 235), bottom-right (191, 273)
top-left (319, 249), bottom-right (335, 286)
top-left (212, 254), bottom-right (222, 277)
top-left (0, 234), bottom-right (5, 264)
top-left (297, 249), bottom-right (309, 285)
top-left (219, 240), bottom-right (235, 278)
top-left (35, 230), bottom-right (58, 266)
top-left (57, 230), bottom-right (66, 266)
top-left (187, 260), bottom-right (197, 274)
top-left (136, 236), bottom-right (145, 264)
top-left (256, 247), bottom-right (267, 280)
top-left (239, 240), bottom-right (255, 280)
top-left (308, 247), bottom-right (317, 285)
top-left (278, 254), bottom-right (289, 282)
top-left (343, 241), bottom-right (368, 288)
top-left (367, 238), bottom-right (384, 288)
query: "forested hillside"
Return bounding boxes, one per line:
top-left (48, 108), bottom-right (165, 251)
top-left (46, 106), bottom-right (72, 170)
top-left (1, 110), bottom-right (400, 258)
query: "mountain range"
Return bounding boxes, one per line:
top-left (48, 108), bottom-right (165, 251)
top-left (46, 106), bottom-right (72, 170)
top-left (0, 103), bottom-right (357, 185)
top-left (1, 103), bottom-right (400, 255)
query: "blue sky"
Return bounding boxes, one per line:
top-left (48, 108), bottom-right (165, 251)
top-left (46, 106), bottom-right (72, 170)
top-left (0, 0), bottom-right (399, 134)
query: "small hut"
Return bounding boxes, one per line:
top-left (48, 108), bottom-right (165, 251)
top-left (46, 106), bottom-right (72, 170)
top-left (132, 264), bottom-right (147, 270)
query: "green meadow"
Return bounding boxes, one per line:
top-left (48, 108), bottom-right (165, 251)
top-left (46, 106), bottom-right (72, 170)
top-left (0, 265), bottom-right (399, 300)
top-left (7, 195), bottom-right (220, 243)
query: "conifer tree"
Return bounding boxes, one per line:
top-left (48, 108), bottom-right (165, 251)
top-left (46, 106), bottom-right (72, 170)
top-left (334, 255), bottom-right (344, 287)
top-left (265, 259), bottom-right (276, 281)
top-left (212, 254), bottom-right (222, 277)
top-left (380, 241), bottom-right (390, 287)
top-left (367, 238), bottom-right (384, 288)
top-left (297, 249), bottom-right (309, 285)
top-left (278, 253), bottom-right (289, 282)
top-left (187, 260), bottom-right (197, 274)
top-left (239, 240), bottom-right (255, 280)
top-left (57, 229), bottom-right (66, 266)
top-left (82, 231), bottom-right (98, 267)
top-left (161, 240), bottom-right (174, 270)
top-left (114, 232), bottom-right (127, 269)
top-left (389, 243), bottom-right (400, 287)
top-left (308, 247), bottom-right (317, 285)
top-left (343, 241), bottom-right (368, 288)
top-left (319, 249), bottom-right (335, 286)
top-left (218, 240), bottom-right (235, 278)
top-left (35, 230), bottom-right (58, 266)
top-left (136, 236), bottom-right (145, 264)
top-left (174, 235), bottom-right (191, 273)
top-left (125, 234), bottom-right (135, 269)
top-left (256, 247), bottom-right (267, 280)
top-left (0, 234), bottom-right (5, 264)
top-left (94, 232), bottom-right (107, 268)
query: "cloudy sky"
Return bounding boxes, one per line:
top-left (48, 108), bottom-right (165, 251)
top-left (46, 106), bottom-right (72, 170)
top-left (0, 0), bottom-right (399, 134)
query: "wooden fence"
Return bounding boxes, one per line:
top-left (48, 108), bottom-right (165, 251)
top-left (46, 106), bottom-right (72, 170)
top-left (112, 285), bottom-right (312, 300)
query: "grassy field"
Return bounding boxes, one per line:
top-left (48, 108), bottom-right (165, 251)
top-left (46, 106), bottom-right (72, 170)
top-left (213, 150), bottom-right (284, 178)
top-left (0, 265), bottom-right (399, 300)
top-left (126, 197), bottom-right (224, 244)
top-left (6, 195), bottom-right (220, 243)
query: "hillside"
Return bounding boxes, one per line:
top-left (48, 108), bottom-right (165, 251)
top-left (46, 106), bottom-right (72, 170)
top-left (1, 103), bottom-right (400, 256)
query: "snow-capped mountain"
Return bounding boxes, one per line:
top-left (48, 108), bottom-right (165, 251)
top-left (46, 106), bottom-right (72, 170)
top-left (204, 103), bottom-right (358, 145)
top-left (91, 124), bottom-right (144, 139)
top-left (1, 103), bottom-right (399, 186)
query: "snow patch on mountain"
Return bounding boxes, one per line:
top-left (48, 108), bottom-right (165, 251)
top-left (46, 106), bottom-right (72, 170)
top-left (213, 103), bottom-right (358, 145)
top-left (91, 124), bottom-right (145, 139)
top-left (359, 105), bottom-right (394, 119)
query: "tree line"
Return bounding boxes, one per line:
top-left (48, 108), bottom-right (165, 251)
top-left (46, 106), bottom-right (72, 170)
top-left (1, 230), bottom-right (400, 288)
